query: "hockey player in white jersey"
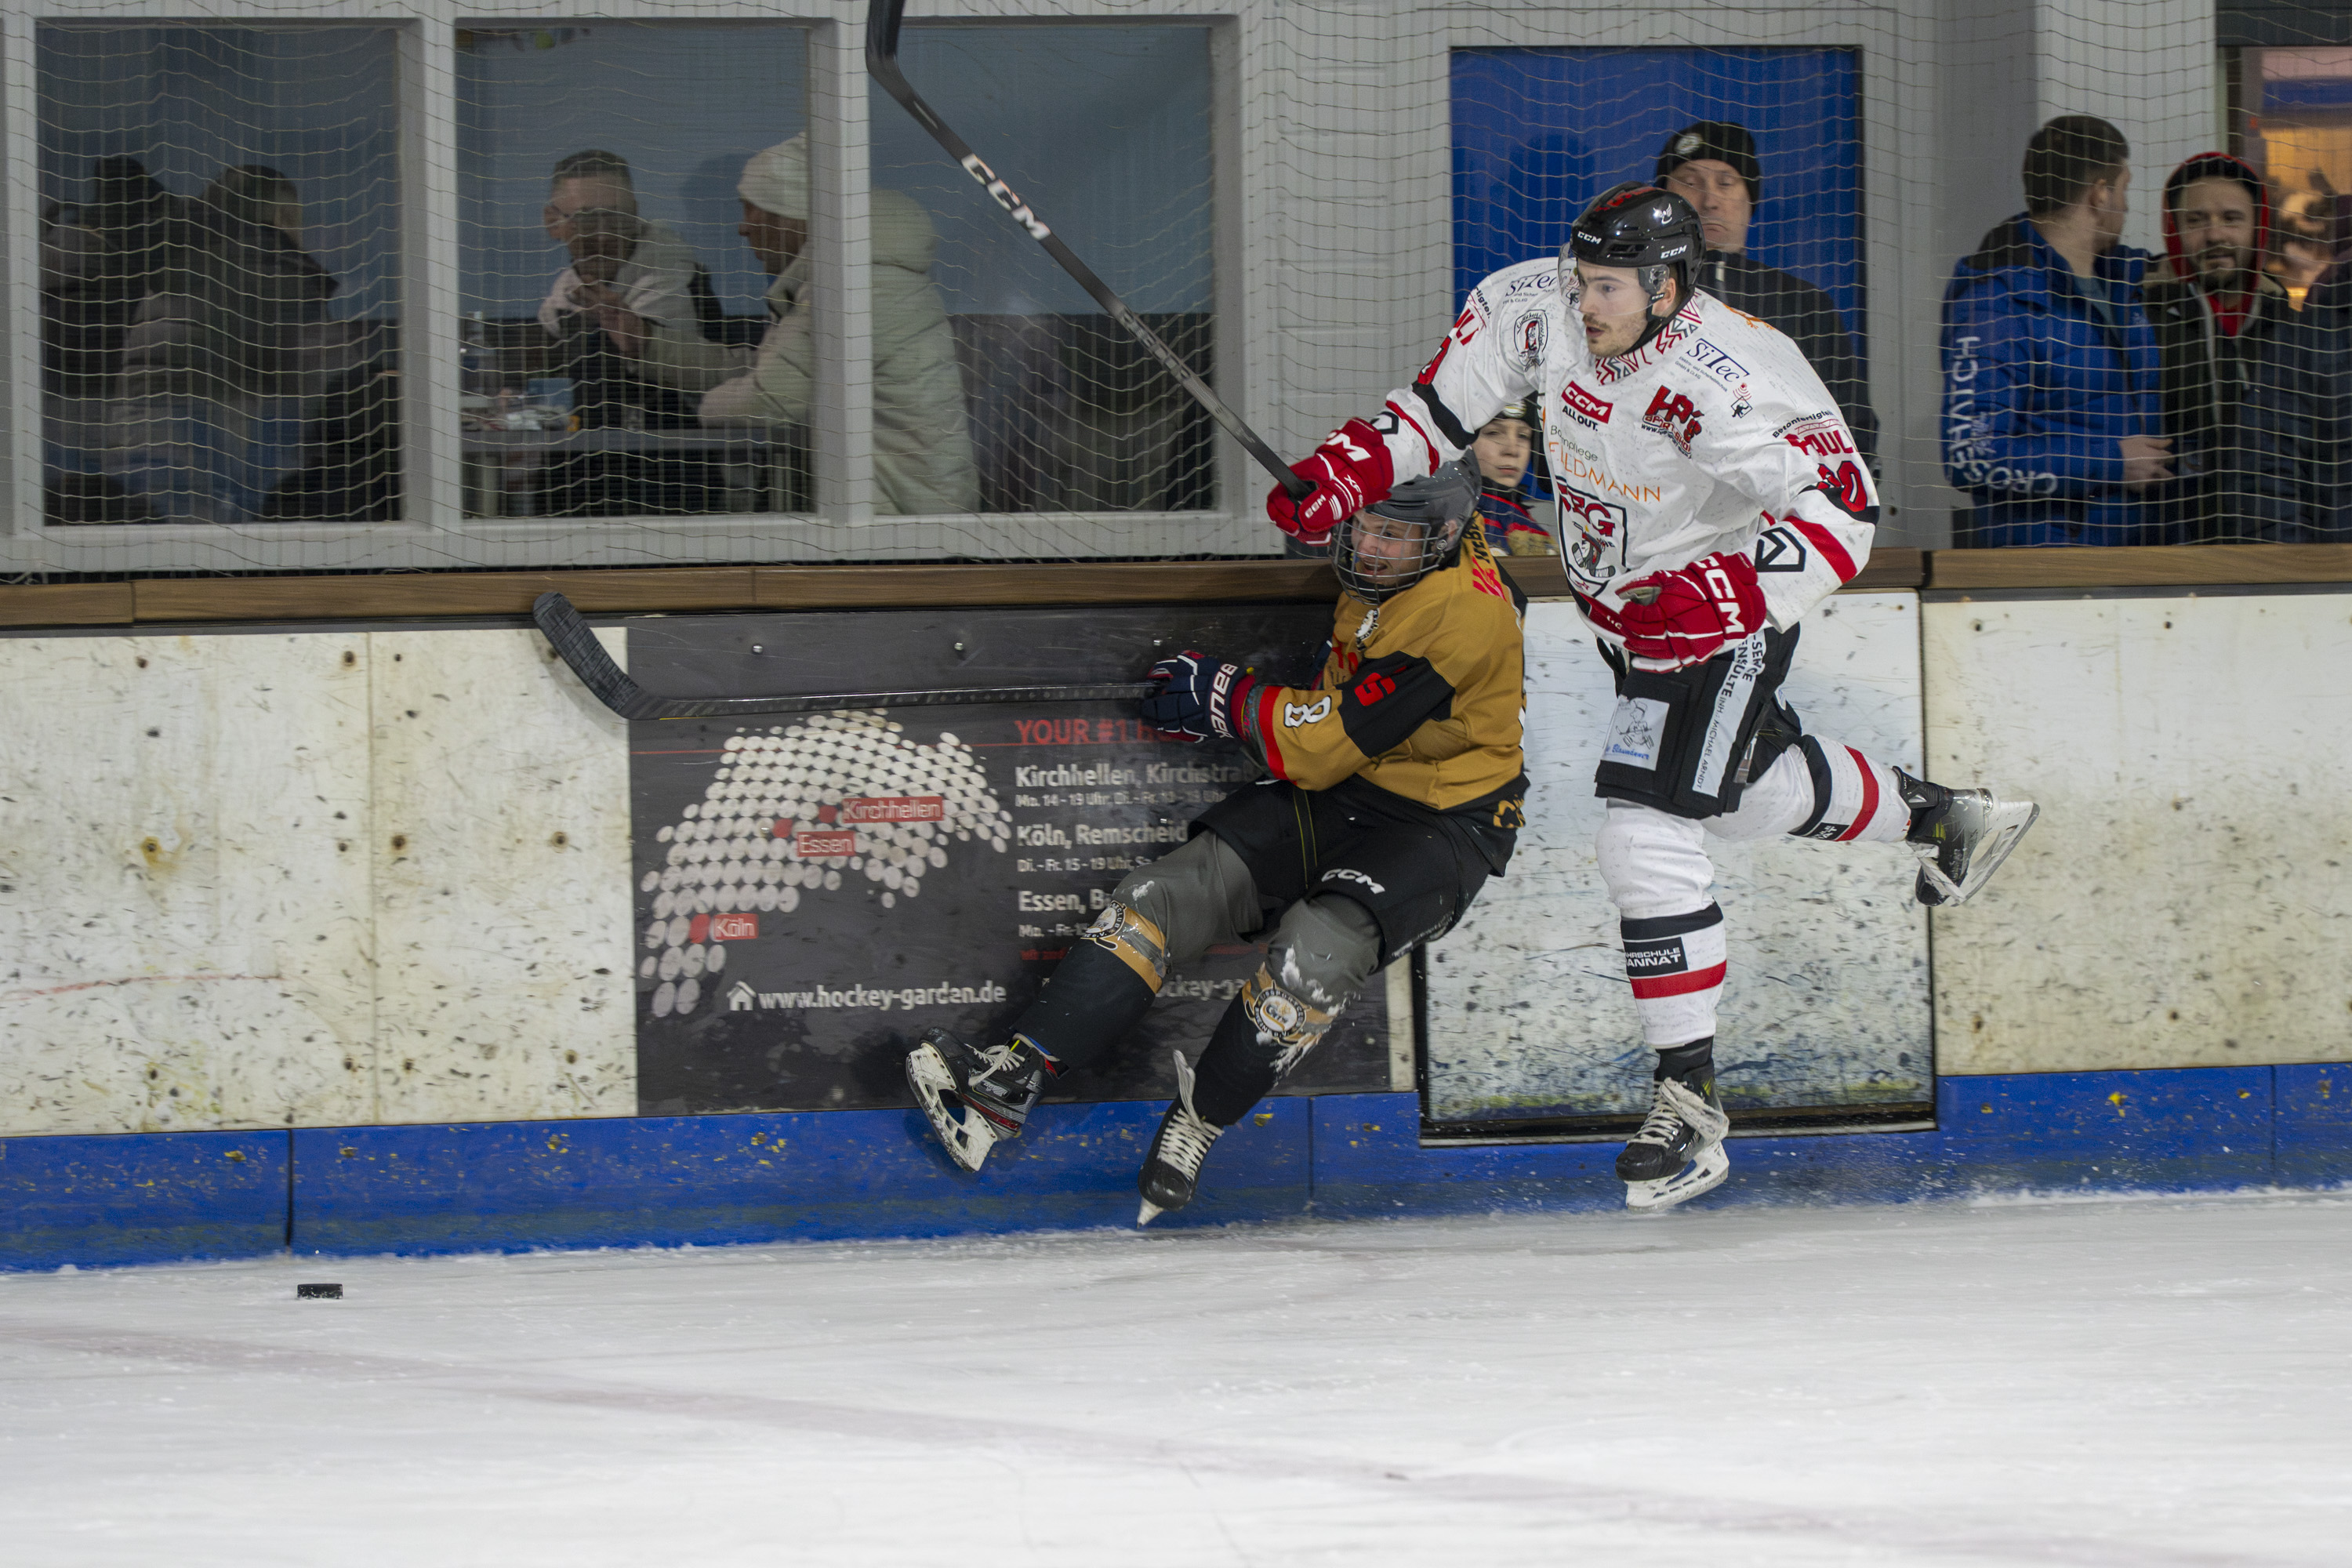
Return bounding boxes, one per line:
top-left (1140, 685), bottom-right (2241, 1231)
top-left (1269, 183), bottom-right (2038, 1211)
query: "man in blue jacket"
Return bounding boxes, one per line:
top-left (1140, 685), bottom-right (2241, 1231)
top-left (1941, 115), bottom-right (2173, 546)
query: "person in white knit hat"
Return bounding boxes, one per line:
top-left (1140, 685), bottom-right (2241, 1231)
top-left (591, 133), bottom-right (979, 514)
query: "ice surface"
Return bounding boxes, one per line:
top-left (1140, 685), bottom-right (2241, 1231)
top-left (2, 1195), bottom-right (2346, 1566)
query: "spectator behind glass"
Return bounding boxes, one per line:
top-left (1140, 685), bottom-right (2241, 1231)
top-left (98, 162), bottom-right (348, 524)
top-left (591, 134), bottom-right (979, 514)
top-left (1656, 121), bottom-right (1879, 466)
top-left (2268, 184), bottom-right (2340, 310)
top-left (1468, 398), bottom-right (1555, 557)
top-left (537, 149), bottom-right (712, 347)
top-left (1940, 114), bottom-right (2169, 546)
top-left (2144, 154), bottom-right (2347, 543)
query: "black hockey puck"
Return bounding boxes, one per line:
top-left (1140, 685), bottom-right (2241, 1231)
top-left (296, 1283), bottom-right (343, 1300)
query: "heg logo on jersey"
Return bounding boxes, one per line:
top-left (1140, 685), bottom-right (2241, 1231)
top-left (1559, 381), bottom-right (1613, 428)
top-left (958, 155), bottom-right (1050, 240)
top-left (1557, 481), bottom-right (1628, 588)
top-left (1642, 387), bottom-right (1703, 456)
top-left (1283, 695), bottom-right (1332, 728)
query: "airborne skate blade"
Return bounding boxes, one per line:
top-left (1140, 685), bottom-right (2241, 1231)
top-left (1922, 798), bottom-right (2041, 906)
top-left (1624, 1144), bottom-right (1730, 1212)
top-left (906, 1044), bottom-right (1001, 1174)
top-left (1135, 1198), bottom-right (1164, 1227)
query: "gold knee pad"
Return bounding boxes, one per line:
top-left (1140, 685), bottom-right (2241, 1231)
top-left (1083, 901), bottom-right (1171, 991)
top-left (1241, 964), bottom-right (1338, 1075)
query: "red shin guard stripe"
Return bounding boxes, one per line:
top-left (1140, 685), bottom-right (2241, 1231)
top-left (1835, 746), bottom-right (1879, 841)
top-left (1629, 962), bottom-right (1728, 1000)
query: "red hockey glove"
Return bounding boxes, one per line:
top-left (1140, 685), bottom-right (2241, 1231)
top-left (1140, 652), bottom-right (1257, 745)
top-left (1265, 419), bottom-right (1393, 546)
top-left (1617, 552), bottom-right (1769, 669)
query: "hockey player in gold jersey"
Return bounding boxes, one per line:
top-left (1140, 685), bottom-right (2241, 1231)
top-left (906, 459), bottom-right (1524, 1221)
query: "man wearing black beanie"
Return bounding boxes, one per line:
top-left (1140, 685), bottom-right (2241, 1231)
top-left (1657, 121), bottom-right (1880, 464)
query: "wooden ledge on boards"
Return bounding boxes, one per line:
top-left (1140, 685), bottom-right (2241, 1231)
top-left (14, 539), bottom-right (2352, 631)
top-left (1929, 542), bottom-right (2352, 591)
top-left (129, 567), bottom-right (760, 623)
top-left (0, 580), bottom-right (134, 629)
top-left (750, 558), bottom-right (1334, 609)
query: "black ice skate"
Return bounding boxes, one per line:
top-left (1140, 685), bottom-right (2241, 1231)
top-left (905, 1028), bottom-right (1051, 1173)
top-left (1900, 775), bottom-right (2040, 907)
top-left (1616, 1076), bottom-right (1730, 1213)
top-left (1136, 1051), bottom-right (1222, 1226)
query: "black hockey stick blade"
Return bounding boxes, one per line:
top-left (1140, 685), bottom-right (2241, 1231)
top-left (866, 0), bottom-right (1309, 503)
top-left (532, 593), bottom-right (1148, 721)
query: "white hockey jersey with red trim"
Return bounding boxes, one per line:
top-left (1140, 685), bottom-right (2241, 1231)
top-left (1355, 256), bottom-right (1877, 649)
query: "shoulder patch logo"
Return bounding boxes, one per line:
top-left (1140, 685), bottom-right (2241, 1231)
top-left (1512, 310), bottom-right (1548, 366)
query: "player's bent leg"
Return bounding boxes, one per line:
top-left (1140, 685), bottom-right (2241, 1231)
top-left (1715, 742), bottom-right (2040, 907)
top-left (907, 832), bottom-right (1261, 1174)
top-left (1137, 895), bottom-right (1381, 1224)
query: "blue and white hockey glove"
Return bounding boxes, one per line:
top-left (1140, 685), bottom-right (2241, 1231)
top-left (1139, 651), bottom-right (1256, 745)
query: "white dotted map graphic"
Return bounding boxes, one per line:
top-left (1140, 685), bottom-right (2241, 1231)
top-left (637, 713), bottom-right (1011, 1018)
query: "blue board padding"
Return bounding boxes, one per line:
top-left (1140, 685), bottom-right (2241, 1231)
top-left (2275, 1065), bottom-right (2352, 1188)
top-left (7, 1065), bottom-right (2351, 1271)
top-left (1318, 1068), bottom-right (2295, 1217)
top-left (1932, 1067), bottom-right (2276, 1192)
top-left (289, 1096), bottom-right (1311, 1256)
top-left (0, 1129), bottom-right (287, 1270)
top-left (1450, 48), bottom-right (1864, 332)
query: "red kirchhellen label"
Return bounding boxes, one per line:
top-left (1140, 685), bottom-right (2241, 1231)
top-left (837, 795), bottom-right (945, 823)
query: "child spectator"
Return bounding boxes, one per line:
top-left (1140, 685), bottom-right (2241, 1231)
top-left (1469, 399), bottom-right (1555, 556)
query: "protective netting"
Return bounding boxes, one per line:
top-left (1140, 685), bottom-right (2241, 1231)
top-left (456, 23), bottom-right (814, 524)
top-left (20, 6), bottom-right (2352, 570)
top-left (39, 24), bottom-right (401, 528)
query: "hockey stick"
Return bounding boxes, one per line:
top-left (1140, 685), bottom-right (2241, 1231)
top-left (866, 0), bottom-right (1309, 503)
top-left (533, 593), bottom-right (1148, 721)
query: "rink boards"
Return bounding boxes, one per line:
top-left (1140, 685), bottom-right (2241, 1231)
top-left (2, 583), bottom-right (2349, 1265)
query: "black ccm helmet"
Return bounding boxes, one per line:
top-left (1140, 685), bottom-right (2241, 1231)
top-left (1564, 182), bottom-right (1702, 350)
top-left (1335, 457), bottom-right (1479, 603)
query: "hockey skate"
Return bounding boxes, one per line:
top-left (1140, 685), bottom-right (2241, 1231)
top-left (1136, 1051), bottom-right (1222, 1226)
top-left (1904, 780), bottom-right (2040, 907)
top-left (1617, 1076), bottom-right (1730, 1213)
top-left (904, 1027), bottom-right (1051, 1173)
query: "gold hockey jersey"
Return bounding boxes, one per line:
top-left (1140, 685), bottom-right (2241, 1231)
top-left (1237, 526), bottom-right (1527, 822)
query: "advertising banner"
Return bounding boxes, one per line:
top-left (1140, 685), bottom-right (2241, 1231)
top-left (626, 605), bottom-right (1393, 1114)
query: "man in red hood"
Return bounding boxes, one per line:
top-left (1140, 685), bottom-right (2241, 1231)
top-left (2145, 151), bottom-right (2347, 541)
